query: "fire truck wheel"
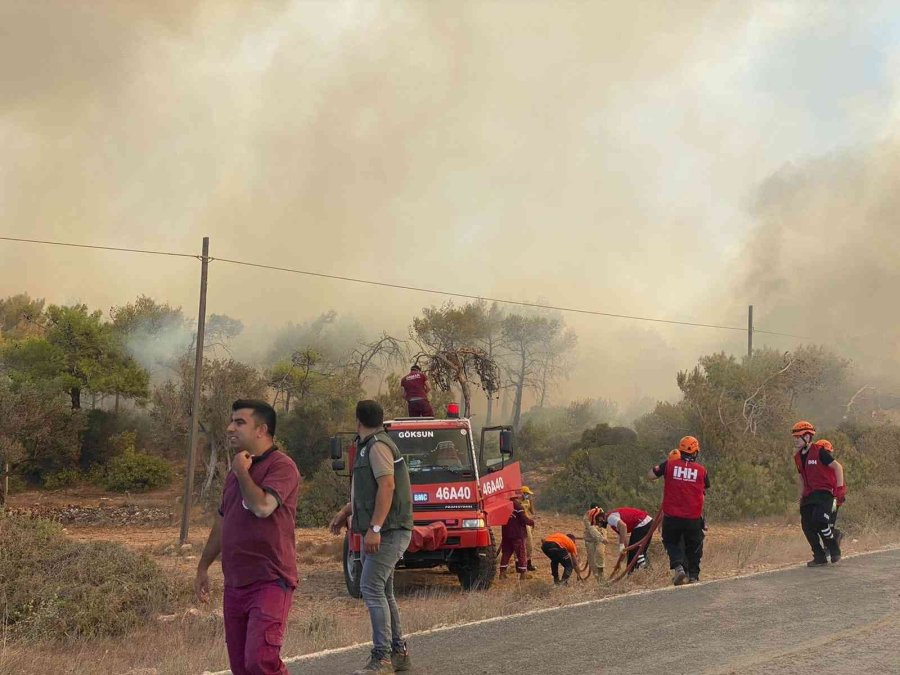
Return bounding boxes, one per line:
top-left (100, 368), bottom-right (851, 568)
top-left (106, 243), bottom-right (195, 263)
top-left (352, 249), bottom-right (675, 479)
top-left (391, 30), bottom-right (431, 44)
top-left (343, 533), bottom-right (363, 598)
top-left (455, 530), bottom-right (497, 591)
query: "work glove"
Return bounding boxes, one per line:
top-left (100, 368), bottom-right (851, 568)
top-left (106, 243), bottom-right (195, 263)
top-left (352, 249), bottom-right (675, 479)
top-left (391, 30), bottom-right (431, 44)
top-left (834, 485), bottom-right (847, 506)
top-left (618, 543), bottom-right (626, 554)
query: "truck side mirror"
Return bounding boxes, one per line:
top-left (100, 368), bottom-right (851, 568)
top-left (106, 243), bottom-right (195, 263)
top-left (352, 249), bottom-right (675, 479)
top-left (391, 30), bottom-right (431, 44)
top-left (500, 430), bottom-right (514, 456)
top-left (330, 436), bottom-right (342, 460)
top-left (332, 459), bottom-right (345, 471)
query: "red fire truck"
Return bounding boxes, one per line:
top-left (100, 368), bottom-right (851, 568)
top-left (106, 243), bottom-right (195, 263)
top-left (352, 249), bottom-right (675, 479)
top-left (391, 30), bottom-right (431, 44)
top-left (331, 415), bottom-right (519, 596)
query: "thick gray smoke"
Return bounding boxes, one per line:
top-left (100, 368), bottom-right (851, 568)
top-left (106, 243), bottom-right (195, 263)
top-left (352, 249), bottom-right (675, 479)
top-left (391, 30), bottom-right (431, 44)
top-left (2, 2), bottom-right (897, 409)
top-left (730, 143), bottom-right (900, 390)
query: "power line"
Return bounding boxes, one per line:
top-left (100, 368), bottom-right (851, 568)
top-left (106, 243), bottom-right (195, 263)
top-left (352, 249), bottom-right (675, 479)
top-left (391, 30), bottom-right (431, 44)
top-left (0, 236), bottom-right (200, 260)
top-left (0, 234), bottom-right (808, 338)
top-left (212, 255), bottom-right (807, 337)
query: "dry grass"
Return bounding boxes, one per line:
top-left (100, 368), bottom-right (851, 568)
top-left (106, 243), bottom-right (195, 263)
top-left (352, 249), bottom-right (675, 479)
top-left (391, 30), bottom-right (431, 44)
top-left (2, 512), bottom-right (898, 675)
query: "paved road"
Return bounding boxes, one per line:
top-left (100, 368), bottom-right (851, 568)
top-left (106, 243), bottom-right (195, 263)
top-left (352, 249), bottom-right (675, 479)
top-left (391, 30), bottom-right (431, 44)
top-left (285, 548), bottom-right (900, 674)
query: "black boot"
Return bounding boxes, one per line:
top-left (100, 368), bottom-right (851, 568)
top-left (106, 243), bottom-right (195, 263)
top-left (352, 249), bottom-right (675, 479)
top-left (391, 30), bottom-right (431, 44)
top-left (828, 530), bottom-right (843, 564)
top-left (806, 558), bottom-right (828, 567)
top-left (527, 560), bottom-right (536, 571)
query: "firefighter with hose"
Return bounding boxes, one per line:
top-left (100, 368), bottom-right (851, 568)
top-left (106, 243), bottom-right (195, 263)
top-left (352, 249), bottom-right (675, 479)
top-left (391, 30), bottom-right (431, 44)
top-left (583, 504), bottom-right (607, 584)
top-left (647, 435), bottom-right (709, 586)
top-left (595, 506), bottom-right (654, 572)
top-left (521, 486), bottom-right (537, 571)
top-left (540, 532), bottom-right (585, 585)
top-left (792, 421), bottom-right (845, 566)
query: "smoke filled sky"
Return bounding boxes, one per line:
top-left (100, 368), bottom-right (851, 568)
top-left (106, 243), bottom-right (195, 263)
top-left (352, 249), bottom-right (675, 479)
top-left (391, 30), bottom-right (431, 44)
top-left (3, 2), bottom-right (900, 405)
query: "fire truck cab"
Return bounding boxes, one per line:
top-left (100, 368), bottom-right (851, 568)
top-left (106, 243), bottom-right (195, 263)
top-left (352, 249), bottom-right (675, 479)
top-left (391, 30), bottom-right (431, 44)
top-left (331, 414), bottom-right (519, 596)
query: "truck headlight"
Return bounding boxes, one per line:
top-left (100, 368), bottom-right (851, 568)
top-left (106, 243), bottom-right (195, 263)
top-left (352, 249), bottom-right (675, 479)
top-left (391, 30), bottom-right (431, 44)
top-left (461, 519), bottom-right (485, 528)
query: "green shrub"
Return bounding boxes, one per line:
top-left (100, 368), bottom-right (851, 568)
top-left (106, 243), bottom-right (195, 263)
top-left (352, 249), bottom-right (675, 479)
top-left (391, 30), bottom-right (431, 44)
top-left (542, 444), bottom-right (663, 514)
top-left (42, 468), bottom-right (82, 490)
top-left (101, 445), bottom-right (173, 492)
top-left (0, 514), bottom-right (173, 640)
top-left (296, 459), bottom-right (349, 528)
top-left (839, 484), bottom-right (900, 533)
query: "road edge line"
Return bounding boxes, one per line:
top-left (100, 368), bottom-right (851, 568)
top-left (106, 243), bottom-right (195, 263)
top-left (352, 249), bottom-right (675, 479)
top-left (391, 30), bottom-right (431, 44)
top-left (201, 543), bottom-right (900, 674)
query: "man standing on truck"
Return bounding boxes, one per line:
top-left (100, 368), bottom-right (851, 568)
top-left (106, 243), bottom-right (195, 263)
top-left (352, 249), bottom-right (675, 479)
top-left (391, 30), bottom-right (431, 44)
top-left (400, 364), bottom-right (433, 417)
top-left (540, 532), bottom-right (583, 585)
top-left (583, 504), bottom-right (607, 584)
top-left (329, 400), bottom-right (415, 674)
top-left (647, 436), bottom-right (709, 585)
top-left (499, 496), bottom-right (534, 581)
top-left (521, 486), bottom-right (537, 571)
top-left (596, 506), bottom-right (654, 572)
top-left (194, 400), bottom-right (301, 675)
top-left (792, 421), bottom-right (846, 566)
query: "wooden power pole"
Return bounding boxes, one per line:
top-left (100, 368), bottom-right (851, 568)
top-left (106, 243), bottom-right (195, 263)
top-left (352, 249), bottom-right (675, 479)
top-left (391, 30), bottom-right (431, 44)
top-left (180, 237), bottom-right (210, 545)
top-left (747, 304), bottom-right (754, 359)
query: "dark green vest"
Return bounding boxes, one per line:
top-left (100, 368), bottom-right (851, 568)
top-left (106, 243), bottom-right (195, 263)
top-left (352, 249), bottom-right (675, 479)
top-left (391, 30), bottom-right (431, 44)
top-left (351, 430), bottom-right (413, 534)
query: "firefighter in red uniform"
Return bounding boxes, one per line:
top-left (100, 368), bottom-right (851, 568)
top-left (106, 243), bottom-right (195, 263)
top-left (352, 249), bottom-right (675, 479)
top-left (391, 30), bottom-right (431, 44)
top-left (596, 506), bottom-right (655, 572)
top-left (647, 435), bottom-right (709, 586)
top-left (400, 365), bottom-right (434, 417)
top-left (792, 421), bottom-right (846, 566)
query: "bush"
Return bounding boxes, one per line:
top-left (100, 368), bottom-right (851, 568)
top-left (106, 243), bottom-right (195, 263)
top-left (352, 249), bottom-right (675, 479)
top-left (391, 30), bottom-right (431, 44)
top-left (0, 514), bottom-right (173, 640)
top-left (296, 459), bottom-right (349, 528)
top-left (542, 444), bottom-right (662, 514)
top-left (100, 436), bottom-right (173, 492)
top-left (42, 468), bottom-right (82, 491)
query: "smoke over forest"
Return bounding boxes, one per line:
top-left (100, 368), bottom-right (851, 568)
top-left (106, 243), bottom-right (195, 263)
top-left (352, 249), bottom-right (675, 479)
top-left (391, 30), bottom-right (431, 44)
top-left (3, 2), bottom-right (899, 409)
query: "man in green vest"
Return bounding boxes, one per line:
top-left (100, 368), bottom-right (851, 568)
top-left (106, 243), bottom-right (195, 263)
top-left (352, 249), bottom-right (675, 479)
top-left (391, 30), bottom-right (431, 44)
top-left (330, 400), bottom-right (414, 674)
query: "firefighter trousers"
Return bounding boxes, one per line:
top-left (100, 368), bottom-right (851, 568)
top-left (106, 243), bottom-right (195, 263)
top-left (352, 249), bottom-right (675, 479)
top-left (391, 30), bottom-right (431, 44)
top-left (800, 501), bottom-right (840, 562)
top-left (661, 515), bottom-right (704, 579)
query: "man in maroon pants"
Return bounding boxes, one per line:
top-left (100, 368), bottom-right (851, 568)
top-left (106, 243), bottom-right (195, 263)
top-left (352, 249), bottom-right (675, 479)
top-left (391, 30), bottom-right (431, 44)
top-left (195, 400), bottom-right (301, 675)
top-left (400, 364), bottom-right (434, 417)
top-left (499, 497), bottom-right (534, 580)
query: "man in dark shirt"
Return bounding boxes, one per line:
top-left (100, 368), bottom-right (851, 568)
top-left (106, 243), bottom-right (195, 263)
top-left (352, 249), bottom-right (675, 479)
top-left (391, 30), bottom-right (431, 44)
top-left (195, 399), bottom-right (301, 675)
top-left (400, 364), bottom-right (434, 417)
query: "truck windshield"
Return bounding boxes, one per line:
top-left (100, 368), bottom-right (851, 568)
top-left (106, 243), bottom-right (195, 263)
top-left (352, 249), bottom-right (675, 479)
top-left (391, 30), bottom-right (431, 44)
top-left (387, 428), bottom-right (475, 485)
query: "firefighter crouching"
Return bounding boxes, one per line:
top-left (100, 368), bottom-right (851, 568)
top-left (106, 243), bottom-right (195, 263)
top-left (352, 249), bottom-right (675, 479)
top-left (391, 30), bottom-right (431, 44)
top-left (792, 421), bottom-right (846, 566)
top-left (540, 532), bottom-right (583, 585)
top-left (647, 436), bottom-right (709, 586)
top-left (583, 505), bottom-right (607, 584)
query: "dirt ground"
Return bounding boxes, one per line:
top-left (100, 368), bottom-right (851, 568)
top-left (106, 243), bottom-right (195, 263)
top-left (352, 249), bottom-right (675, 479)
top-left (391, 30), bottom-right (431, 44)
top-left (2, 487), bottom-right (896, 675)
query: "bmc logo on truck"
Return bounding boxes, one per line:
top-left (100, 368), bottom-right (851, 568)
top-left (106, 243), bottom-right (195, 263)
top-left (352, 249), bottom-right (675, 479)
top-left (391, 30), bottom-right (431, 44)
top-left (481, 476), bottom-right (505, 496)
top-left (673, 466), bottom-right (699, 481)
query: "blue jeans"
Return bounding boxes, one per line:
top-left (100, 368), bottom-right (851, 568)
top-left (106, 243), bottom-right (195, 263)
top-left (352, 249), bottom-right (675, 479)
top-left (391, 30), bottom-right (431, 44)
top-left (360, 528), bottom-right (412, 658)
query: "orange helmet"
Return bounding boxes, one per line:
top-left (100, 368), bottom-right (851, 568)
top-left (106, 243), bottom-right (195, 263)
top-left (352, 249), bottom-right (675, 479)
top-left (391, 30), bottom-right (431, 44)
top-left (817, 439), bottom-right (833, 451)
top-left (678, 436), bottom-right (700, 455)
top-left (587, 506), bottom-right (604, 525)
top-left (792, 420), bottom-right (816, 438)
top-left (668, 448), bottom-right (682, 461)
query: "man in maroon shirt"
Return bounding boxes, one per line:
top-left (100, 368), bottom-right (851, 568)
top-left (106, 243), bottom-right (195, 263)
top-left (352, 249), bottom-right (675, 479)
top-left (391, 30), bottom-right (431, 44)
top-left (400, 364), bottom-right (434, 417)
top-left (195, 400), bottom-right (301, 675)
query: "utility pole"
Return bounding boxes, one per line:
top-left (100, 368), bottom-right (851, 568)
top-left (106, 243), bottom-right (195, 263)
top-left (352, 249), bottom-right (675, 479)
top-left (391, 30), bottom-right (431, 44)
top-left (747, 304), bottom-right (754, 360)
top-left (180, 237), bottom-right (210, 545)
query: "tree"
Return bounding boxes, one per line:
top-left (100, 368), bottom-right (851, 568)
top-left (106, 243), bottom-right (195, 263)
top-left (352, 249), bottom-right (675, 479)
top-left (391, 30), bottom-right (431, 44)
top-left (345, 333), bottom-right (407, 385)
top-left (151, 356), bottom-right (267, 499)
top-left (411, 302), bottom-right (501, 417)
top-left (0, 293), bottom-right (46, 339)
top-left (502, 313), bottom-right (572, 429)
top-left (110, 295), bottom-right (185, 336)
top-left (0, 379), bottom-right (83, 487)
top-left (474, 303), bottom-right (508, 425)
top-left (2, 304), bottom-right (149, 411)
